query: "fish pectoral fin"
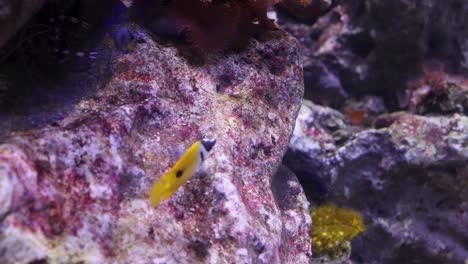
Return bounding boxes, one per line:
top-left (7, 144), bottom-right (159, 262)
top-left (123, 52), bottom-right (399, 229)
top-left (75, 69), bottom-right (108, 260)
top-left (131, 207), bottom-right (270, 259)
top-left (151, 189), bottom-right (178, 208)
top-left (162, 188), bottom-right (176, 201)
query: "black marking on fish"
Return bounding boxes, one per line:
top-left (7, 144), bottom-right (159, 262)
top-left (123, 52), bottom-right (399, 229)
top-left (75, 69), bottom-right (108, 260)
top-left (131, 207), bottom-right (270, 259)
top-left (201, 139), bottom-right (216, 152)
top-left (176, 169), bottom-right (184, 178)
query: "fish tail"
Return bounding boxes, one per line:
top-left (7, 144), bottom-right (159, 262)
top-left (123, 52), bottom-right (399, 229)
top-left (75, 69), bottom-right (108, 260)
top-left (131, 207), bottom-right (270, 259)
top-left (149, 180), bottom-right (172, 207)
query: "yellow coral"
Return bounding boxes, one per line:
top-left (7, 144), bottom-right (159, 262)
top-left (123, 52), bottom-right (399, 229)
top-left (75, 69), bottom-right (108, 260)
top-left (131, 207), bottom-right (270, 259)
top-left (311, 204), bottom-right (366, 257)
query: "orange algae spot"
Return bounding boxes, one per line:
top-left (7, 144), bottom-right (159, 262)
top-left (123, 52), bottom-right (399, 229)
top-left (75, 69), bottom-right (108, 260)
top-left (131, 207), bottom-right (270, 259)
top-left (344, 106), bottom-right (367, 126)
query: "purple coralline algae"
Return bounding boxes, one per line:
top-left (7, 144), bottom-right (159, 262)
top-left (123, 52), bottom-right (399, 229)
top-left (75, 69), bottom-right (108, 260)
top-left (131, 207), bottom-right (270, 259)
top-left (0, 26), bottom-right (310, 263)
top-left (286, 100), bottom-right (468, 263)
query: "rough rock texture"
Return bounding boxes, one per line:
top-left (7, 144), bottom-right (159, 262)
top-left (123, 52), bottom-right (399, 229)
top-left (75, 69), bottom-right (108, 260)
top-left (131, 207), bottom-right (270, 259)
top-left (0, 24), bottom-right (310, 263)
top-left (278, 0), bottom-right (468, 110)
top-left (0, 0), bottom-right (46, 48)
top-left (407, 61), bottom-right (468, 115)
top-left (275, 0), bottom-right (468, 262)
top-left (285, 100), bottom-right (468, 263)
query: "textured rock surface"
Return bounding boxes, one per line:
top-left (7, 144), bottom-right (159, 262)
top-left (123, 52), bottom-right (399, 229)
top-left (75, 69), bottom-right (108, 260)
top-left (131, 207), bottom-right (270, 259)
top-left (279, 0), bottom-right (468, 109)
top-left (0, 0), bottom-right (46, 47)
top-left (0, 24), bottom-right (310, 263)
top-left (285, 100), bottom-right (468, 263)
top-left (407, 61), bottom-right (468, 115)
top-left (278, 1), bottom-right (468, 262)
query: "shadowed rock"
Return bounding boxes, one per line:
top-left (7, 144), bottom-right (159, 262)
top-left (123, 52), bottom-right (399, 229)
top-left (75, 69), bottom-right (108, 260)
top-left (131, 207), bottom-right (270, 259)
top-left (287, 100), bottom-right (468, 263)
top-left (0, 0), bottom-right (47, 48)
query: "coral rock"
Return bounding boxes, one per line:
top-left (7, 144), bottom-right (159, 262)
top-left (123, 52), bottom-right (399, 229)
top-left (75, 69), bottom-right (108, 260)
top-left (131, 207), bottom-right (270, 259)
top-left (280, 0), bottom-right (468, 109)
top-left (0, 25), bottom-right (309, 263)
top-left (286, 100), bottom-right (468, 263)
top-left (277, 0), bottom-right (331, 25)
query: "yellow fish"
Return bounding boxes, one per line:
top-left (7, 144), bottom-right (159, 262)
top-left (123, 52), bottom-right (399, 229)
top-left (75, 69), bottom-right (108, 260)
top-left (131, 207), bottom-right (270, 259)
top-left (150, 139), bottom-right (216, 207)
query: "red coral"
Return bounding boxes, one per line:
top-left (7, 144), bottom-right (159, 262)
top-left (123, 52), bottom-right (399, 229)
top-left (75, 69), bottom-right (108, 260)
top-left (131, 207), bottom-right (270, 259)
top-left (278, 0), bottom-right (330, 24)
top-left (130, 0), bottom-right (307, 51)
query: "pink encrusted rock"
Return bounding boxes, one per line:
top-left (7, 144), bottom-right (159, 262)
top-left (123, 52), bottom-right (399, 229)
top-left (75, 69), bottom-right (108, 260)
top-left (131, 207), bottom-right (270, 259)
top-left (0, 26), bottom-right (310, 263)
